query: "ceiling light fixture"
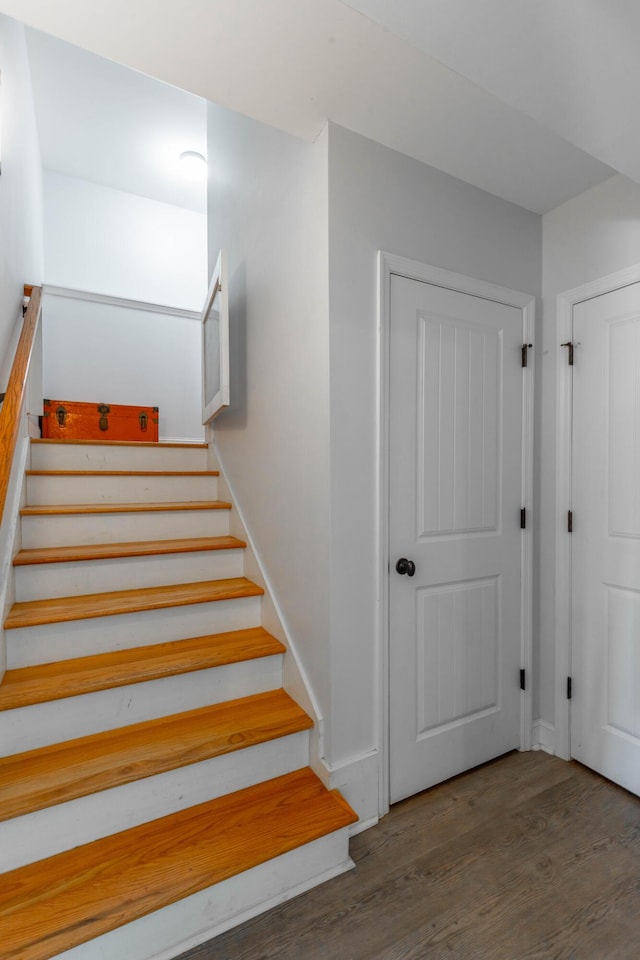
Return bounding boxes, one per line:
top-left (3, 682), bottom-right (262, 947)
top-left (179, 150), bottom-right (207, 182)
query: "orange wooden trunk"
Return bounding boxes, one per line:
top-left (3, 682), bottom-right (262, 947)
top-left (42, 400), bottom-right (159, 442)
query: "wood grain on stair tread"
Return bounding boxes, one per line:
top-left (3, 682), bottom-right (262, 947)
top-left (0, 767), bottom-right (357, 960)
top-left (31, 438), bottom-right (208, 449)
top-left (0, 690), bottom-right (313, 821)
top-left (26, 469), bottom-right (220, 476)
top-left (20, 500), bottom-right (231, 516)
top-left (14, 535), bottom-right (246, 566)
top-left (4, 578), bottom-right (264, 629)
top-left (0, 627), bottom-right (285, 711)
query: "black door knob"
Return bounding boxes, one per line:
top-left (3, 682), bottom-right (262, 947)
top-left (395, 557), bottom-right (416, 577)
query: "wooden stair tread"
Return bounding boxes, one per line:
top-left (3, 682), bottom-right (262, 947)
top-left (14, 535), bottom-right (246, 566)
top-left (0, 689), bottom-right (312, 821)
top-left (5, 577), bottom-right (264, 629)
top-left (31, 438), bottom-right (208, 449)
top-left (0, 627), bottom-right (285, 711)
top-left (25, 469), bottom-right (220, 476)
top-left (0, 767), bottom-right (357, 960)
top-left (20, 500), bottom-right (231, 516)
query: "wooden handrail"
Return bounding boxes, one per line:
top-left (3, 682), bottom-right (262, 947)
top-left (0, 285), bottom-right (42, 525)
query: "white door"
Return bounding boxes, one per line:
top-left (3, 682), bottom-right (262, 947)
top-left (389, 274), bottom-right (525, 804)
top-left (571, 282), bottom-right (640, 796)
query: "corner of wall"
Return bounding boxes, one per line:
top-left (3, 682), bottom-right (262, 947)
top-left (318, 749), bottom-right (381, 835)
top-left (532, 719), bottom-right (556, 755)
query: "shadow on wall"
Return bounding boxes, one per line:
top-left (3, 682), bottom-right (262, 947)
top-left (220, 260), bottom-right (247, 430)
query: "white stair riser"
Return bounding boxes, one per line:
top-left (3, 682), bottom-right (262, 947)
top-left (1, 655), bottom-right (283, 755)
top-left (27, 474), bottom-right (218, 505)
top-left (30, 444), bottom-right (208, 472)
top-left (0, 731), bottom-right (309, 871)
top-left (52, 831), bottom-right (353, 960)
top-left (20, 508), bottom-right (230, 548)
top-left (15, 549), bottom-right (246, 601)
top-left (7, 595), bottom-right (262, 668)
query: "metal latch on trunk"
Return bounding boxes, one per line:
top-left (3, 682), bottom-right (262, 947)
top-left (97, 404), bottom-right (110, 431)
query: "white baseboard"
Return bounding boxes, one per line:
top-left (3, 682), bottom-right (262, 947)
top-left (350, 815), bottom-right (379, 837)
top-left (320, 748), bottom-right (380, 831)
top-left (532, 719), bottom-right (555, 755)
top-left (146, 854), bottom-right (355, 960)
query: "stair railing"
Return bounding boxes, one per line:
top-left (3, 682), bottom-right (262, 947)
top-left (0, 285), bottom-right (42, 526)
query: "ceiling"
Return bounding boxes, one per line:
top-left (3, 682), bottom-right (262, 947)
top-left (5, 0), bottom-right (638, 214)
top-left (25, 29), bottom-right (207, 213)
top-left (344, 0), bottom-right (640, 181)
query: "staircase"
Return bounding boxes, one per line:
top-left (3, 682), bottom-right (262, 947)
top-left (0, 439), bottom-right (356, 960)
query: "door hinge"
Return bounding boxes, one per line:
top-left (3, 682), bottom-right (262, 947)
top-left (567, 676), bottom-right (572, 700)
top-left (520, 507), bottom-right (526, 529)
top-left (561, 341), bottom-right (574, 365)
top-left (521, 343), bottom-right (533, 367)
top-left (520, 668), bottom-right (526, 691)
top-left (568, 510), bottom-right (573, 533)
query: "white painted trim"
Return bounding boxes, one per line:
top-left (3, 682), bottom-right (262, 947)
top-left (555, 291), bottom-right (573, 762)
top-left (349, 815), bottom-right (379, 837)
top-left (559, 263), bottom-right (640, 307)
top-left (201, 249), bottom-right (230, 423)
top-left (378, 253), bottom-right (535, 311)
top-left (42, 284), bottom-right (201, 320)
top-left (137, 856), bottom-right (355, 960)
top-left (157, 436), bottom-right (207, 445)
top-left (376, 251), bottom-right (392, 818)
top-left (520, 297), bottom-right (535, 751)
top-left (554, 262), bottom-right (640, 763)
top-left (319, 746), bottom-right (380, 833)
top-left (532, 719), bottom-right (556, 755)
top-left (320, 746), bottom-right (379, 776)
top-left (377, 251), bottom-right (535, 815)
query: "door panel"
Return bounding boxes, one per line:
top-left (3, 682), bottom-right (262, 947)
top-left (417, 315), bottom-right (500, 537)
top-left (389, 275), bottom-right (524, 804)
top-left (571, 283), bottom-right (640, 796)
top-left (416, 576), bottom-right (499, 734)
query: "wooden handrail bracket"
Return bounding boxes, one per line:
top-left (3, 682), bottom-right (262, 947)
top-left (0, 286), bottom-right (42, 525)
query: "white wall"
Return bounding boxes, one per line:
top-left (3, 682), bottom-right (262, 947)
top-left (43, 171), bottom-right (206, 310)
top-left (0, 14), bottom-right (43, 370)
top-left (41, 171), bottom-right (207, 441)
top-left (207, 115), bottom-right (543, 823)
top-left (0, 13), bottom-right (43, 680)
top-left (42, 295), bottom-right (204, 442)
top-left (207, 105), bottom-right (331, 740)
top-left (326, 124), bottom-right (542, 807)
top-left (539, 173), bottom-right (633, 731)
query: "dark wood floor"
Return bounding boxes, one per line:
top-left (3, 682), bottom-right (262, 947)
top-left (176, 752), bottom-right (640, 960)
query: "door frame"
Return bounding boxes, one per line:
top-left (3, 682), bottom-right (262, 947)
top-left (554, 262), bottom-right (640, 761)
top-left (376, 251), bottom-right (535, 816)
